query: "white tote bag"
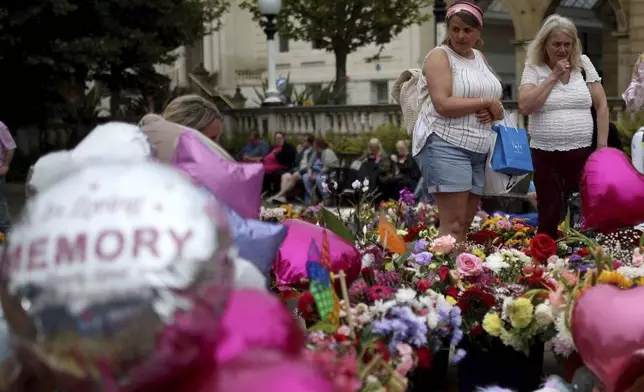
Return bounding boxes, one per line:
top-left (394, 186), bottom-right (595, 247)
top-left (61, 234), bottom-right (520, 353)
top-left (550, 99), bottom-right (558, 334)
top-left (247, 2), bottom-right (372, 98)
top-left (483, 131), bottom-right (528, 196)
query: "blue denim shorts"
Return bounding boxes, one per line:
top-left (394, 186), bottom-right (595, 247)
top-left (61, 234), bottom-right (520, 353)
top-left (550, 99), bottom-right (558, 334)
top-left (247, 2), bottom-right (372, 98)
top-left (414, 133), bottom-right (487, 195)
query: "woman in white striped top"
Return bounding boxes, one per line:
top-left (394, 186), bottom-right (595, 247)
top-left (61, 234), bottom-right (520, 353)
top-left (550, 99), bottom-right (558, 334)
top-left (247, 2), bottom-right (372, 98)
top-left (413, 0), bottom-right (503, 246)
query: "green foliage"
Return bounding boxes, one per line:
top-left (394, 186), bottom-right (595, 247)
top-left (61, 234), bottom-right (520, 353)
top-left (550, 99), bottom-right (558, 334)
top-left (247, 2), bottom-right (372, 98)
top-left (614, 113), bottom-right (644, 156)
top-left (239, 0), bottom-right (432, 98)
top-left (0, 0), bottom-right (229, 126)
top-left (326, 123), bottom-right (409, 154)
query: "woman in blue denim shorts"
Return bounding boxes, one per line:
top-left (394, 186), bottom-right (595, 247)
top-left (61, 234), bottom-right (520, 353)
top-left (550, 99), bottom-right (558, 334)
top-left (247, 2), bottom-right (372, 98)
top-left (412, 1), bottom-right (504, 245)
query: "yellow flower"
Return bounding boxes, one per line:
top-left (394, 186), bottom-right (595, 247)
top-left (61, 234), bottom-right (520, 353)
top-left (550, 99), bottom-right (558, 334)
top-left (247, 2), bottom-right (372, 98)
top-left (472, 248), bottom-right (486, 259)
top-left (597, 271), bottom-right (633, 289)
top-left (280, 204), bottom-right (292, 218)
top-left (513, 232), bottom-right (525, 239)
top-left (506, 298), bottom-right (534, 329)
top-left (446, 296), bottom-right (457, 305)
top-left (0, 232), bottom-right (5, 242)
top-left (482, 312), bottom-right (504, 337)
top-left (635, 277), bottom-right (644, 286)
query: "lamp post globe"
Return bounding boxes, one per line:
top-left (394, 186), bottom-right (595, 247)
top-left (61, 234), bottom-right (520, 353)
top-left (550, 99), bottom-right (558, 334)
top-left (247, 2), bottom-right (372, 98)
top-left (259, 0), bottom-right (282, 106)
top-left (258, 0), bottom-right (281, 16)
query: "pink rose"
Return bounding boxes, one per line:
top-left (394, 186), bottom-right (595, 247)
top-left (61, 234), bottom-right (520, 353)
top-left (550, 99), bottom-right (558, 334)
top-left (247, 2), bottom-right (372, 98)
top-left (497, 219), bottom-right (512, 230)
top-left (455, 253), bottom-right (483, 277)
top-left (432, 235), bottom-right (456, 254)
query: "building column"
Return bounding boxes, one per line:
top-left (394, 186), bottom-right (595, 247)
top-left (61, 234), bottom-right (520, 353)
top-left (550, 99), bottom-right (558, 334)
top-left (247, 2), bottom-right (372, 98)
top-left (501, 0), bottom-right (554, 95)
top-left (203, 34), bottom-right (214, 72)
top-left (512, 39), bottom-right (529, 95)
top-left (614, 31), bottom-right (632, 95)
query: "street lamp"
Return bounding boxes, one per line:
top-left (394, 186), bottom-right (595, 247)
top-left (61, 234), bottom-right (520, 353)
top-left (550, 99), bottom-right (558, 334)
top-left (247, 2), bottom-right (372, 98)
top-left (258, 0), bottom-right (282, 106)
top-left (433, 0), bottom-right (446, 47)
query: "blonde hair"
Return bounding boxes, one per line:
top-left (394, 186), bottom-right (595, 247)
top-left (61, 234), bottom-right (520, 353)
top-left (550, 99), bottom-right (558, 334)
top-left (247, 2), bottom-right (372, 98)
top-left (368, 138), bottom-right (385, 154)
top-left (525, 14), bottom-right (582, 70)
top-left (395, 140), bottom-right (409, 153)
top-left (163, 95), bottom-right (221, 133)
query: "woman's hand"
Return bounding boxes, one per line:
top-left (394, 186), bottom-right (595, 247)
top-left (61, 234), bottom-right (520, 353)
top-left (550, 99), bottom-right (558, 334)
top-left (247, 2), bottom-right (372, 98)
top-left (475, 108), bottom-right (494, 123)
top-left (487, 99), bottom-right (504, 121)
top-left (552, 59), bottom-right (570, 79)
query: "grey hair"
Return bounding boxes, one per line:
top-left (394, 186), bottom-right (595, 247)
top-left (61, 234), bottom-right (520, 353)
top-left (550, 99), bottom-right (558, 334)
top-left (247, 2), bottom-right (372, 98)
top-left (162, 94), bottom-right (221, 133)
top-left (525, 14), bottom-right (582, 70)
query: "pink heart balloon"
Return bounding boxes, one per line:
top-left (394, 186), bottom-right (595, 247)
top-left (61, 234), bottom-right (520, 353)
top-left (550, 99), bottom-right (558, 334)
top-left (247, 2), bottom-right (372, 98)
top-left (214, 289), bottom-right (304, 363)
top-left (572, 285), bottom-right (644, 392)
top-left (172, 131), bottom-right (263, 219)
top-left (581, 148), bottom-right (644, 232)
top-left (274, 219), bottom-right (361, 289)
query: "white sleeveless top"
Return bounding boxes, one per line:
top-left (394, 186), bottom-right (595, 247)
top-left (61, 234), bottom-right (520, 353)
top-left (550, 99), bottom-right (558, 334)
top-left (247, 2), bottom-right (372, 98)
top-left (412, 45), bottom-right (503, 156)
top-left (519, 55), bottom-right (599, 151)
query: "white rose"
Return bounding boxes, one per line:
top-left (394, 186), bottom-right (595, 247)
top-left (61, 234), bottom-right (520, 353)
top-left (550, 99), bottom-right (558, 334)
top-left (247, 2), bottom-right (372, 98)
top-left (534, 303), bottom-right (555, 327)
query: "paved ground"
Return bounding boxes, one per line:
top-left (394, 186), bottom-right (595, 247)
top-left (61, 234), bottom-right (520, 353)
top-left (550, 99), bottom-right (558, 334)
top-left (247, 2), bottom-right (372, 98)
top-left (6, 184), bottom-right (564, 390)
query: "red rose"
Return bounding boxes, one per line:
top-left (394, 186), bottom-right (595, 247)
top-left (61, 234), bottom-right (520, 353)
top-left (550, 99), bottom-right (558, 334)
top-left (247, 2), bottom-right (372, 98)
top-left (613, 260), bottom-right (622, 269)
top-left (530, 233), bottom-right (557, 263)
top-left (417, 279), bottom-right (431, 293)
top-left (467, 229), bottom-right (499, 245)
top-left (470, 325), bottom-right (484, 337)
top-left (375, 340), bottom-right (391, 361)
top-left (414, 347), bottom-right (433, 369)
top-left (438, 266), bottom-right (450, 282)
top-left (576, 247), bottom-right (590, 257)
top-left (445, 286), bottom-right (460, 299)
top-left (296, 292), bottom-right (317, 320)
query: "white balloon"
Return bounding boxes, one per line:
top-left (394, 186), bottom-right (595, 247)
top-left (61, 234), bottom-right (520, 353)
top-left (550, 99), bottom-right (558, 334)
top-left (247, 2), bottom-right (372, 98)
top-left (27, 150), bottom-right (74, 194)
top-left (72, 122), bottom-right (152, 162)
top-left (232, 250), bottom-right (267, 290)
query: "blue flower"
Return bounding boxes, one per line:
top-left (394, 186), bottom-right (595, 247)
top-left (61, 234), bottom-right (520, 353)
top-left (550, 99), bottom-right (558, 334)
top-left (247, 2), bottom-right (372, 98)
top-left (413, 251), bottom-right (434, 266)
top-left (413, 239), bottom-right (429, 254)
top-left (451, 348), bottom-right (467, 364)
top-left (372, 306), bottom-right (428, 351)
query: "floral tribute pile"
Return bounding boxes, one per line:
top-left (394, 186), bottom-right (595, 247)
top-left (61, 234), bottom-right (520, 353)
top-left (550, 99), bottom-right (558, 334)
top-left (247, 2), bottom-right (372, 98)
top-left (261, 185), bottom-right (644, 391)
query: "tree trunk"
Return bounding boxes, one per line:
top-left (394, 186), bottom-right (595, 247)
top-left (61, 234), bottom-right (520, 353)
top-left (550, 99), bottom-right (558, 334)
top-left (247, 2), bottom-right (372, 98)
top-left (109, 67), bottom-right (123, 118)
top-left (333, 48), bottom-right (349, 104)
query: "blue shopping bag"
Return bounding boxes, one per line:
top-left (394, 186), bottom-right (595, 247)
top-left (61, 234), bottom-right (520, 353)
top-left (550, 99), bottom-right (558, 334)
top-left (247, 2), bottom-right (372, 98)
top-left (491, 120), bottom-right (533, 176)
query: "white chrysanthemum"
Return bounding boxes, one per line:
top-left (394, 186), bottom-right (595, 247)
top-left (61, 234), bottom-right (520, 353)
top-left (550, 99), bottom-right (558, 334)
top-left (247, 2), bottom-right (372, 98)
top-left (371, 299), bottom-right (396, 315)
top-left (501, 297), bottom-right (513, 320)
top-left (550, 313), bottom-right (576, 356)
top-left (484, 254), bottom-right (510, 273)
top-left (617, 266), bottom-right (644, 279)
top-left (396, 288), bottom-right (417, 304)
top-left (427, 310), bottom-right (439, 329)
top-left (534, 303), bottom-right (555, 327)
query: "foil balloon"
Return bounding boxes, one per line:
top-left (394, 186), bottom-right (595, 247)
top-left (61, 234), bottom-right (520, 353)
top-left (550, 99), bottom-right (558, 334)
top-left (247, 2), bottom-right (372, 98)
top-left (173, 131), bottom-right (263, 219)
top-left (73, 122), bottom-right (153, 161)
top-left (139, 114), bottom-right (234, 163)
top-left (274, 219), bottom-right (361, 288)
top-left (232, 253), bottom-right (268, 290)
top-left (197, 186), bottom-right (286, 277)
top-left (0, 161), bottom-right (234, 390)
top-left (215, 289), bottom-right (304, 363)
top-left (581, 148), bottom-right (644, 232)
top-left (572, 285), bottom-right (644, 392)
top-left (190, 350), bottom-right (334, 392)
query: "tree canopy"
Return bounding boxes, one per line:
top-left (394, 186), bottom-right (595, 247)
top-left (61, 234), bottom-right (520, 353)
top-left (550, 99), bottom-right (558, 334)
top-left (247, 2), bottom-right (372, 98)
top-left (240, 0), bottom-right (433, 100)
top-left (0, 0), bottom-right (229, 126)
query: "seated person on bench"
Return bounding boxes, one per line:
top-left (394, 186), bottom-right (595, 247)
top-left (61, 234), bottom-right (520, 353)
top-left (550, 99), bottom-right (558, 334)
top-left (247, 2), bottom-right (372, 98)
top-left (268, 134), bottom-right (316, 204)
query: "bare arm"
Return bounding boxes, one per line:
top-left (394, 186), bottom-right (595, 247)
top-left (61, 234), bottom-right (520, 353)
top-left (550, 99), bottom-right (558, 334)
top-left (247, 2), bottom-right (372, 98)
top-left (424, 49), bottom-right (499, 118)
top-left (3, 149), bottom-right (14, 168)
top-left (589, 82), bottom-right (609, 147)
top-left (518, 73), bottom-right (559, 115)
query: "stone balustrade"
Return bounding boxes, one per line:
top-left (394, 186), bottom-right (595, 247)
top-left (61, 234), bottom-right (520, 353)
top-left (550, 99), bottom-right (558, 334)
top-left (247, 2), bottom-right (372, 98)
top-left (222, 98), bottom-right (627, 136)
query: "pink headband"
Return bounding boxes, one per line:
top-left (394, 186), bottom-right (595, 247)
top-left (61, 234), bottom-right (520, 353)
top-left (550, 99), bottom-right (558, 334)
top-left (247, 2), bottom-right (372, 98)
top-left (446, 2), bottom-right (484, 28)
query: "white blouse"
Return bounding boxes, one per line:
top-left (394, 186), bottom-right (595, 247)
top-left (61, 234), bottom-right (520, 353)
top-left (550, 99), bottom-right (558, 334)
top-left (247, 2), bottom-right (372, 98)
top-left (520, 55), bottom-right (600, 151)
top-left (412, 46), bottom-right (503, 156)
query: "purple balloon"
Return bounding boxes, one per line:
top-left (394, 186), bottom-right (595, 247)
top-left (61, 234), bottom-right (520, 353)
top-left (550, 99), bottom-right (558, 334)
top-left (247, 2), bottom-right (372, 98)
top-left (214, 289), bottom-right (304, 363)
top-left (274, 219), bottom-right (361, 288)
top-left (172, 131), bottom-right (263, 219)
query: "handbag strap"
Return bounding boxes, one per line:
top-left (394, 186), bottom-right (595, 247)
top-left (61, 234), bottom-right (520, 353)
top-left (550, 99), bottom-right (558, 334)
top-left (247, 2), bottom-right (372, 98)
top-left (494, 108), bottom-right (520, 133)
